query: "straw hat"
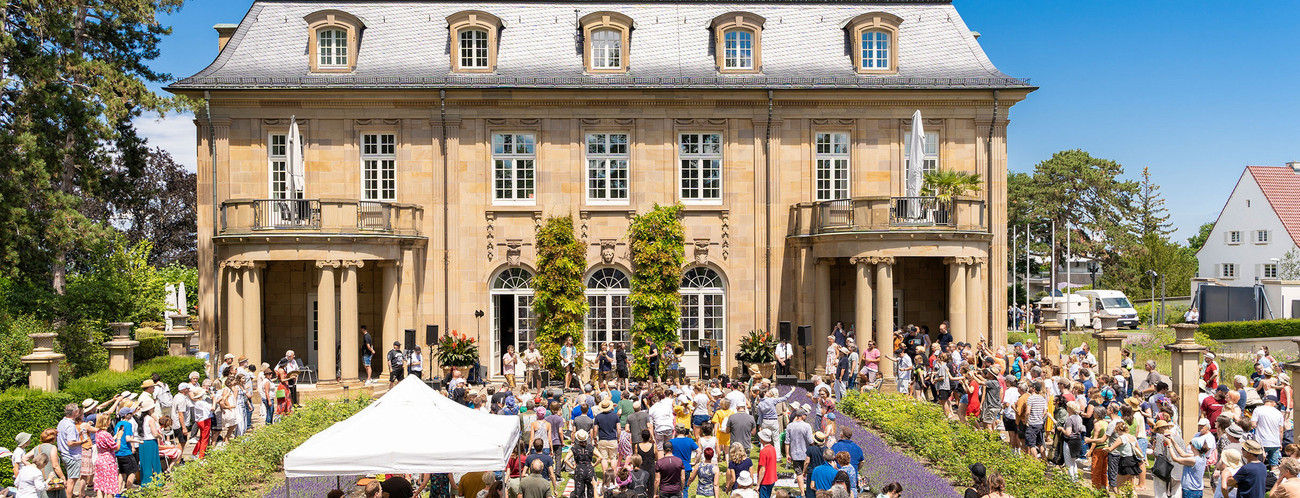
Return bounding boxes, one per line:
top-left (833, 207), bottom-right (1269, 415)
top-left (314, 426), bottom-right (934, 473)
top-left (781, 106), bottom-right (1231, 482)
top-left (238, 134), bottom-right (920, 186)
top-left (81, 399), bottom-right (97, 410)
top-left (1243, 440), bottom-right (1264, 456)
top-left (575, 429), bottom-right (589, 442)
top-left (1151, 420), bottom-right (1172, 432)
top-left (1221, 448), bottom-right (1243, 468)
top-left (141, 379), bottom-right (155, 389)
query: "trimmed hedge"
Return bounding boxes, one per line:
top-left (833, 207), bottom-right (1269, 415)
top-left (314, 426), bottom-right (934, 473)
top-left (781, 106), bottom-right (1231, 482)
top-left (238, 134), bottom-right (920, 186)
top-left (133, 327), bottom-right (168, 363)
top-left (62, 356), bottom-right (205, 404)
top-left (1199, 318), bottom-right (1300, 340)
top-left (129, 395), bottom-right (372, 497)
top-left (840, 391), bottom-right (1105, 498)
top-left (0, 388), bottom-right (76, 486)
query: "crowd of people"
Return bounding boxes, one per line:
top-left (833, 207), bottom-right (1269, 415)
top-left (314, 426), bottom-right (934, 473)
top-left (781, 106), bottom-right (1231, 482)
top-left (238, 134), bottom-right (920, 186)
top-left (3, 350), bottom-right (306, 497)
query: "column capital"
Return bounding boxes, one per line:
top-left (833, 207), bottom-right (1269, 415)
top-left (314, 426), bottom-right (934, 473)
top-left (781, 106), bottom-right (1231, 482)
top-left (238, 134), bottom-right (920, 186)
top-left (849, 256), bottom-right (871, 267)
top-left (221, 260), bottom-right (265, 270)
top-left (342, 260), bottom-right (367, 269)
top-left (315, 260), bottom-right (342, 269)
top-left (943, 256), bottom-right (976, 266)
top-left (868, 256), bottom-right (895, 266)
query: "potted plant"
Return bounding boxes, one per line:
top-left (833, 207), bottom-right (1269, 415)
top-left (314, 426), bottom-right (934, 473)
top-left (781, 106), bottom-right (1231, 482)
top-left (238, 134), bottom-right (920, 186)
top-left (921, 170), bottom-right (983, 201)
top-left (435, 330), bottom-right (479, 379)
top-left (734, 329), bottom-right (777, 379)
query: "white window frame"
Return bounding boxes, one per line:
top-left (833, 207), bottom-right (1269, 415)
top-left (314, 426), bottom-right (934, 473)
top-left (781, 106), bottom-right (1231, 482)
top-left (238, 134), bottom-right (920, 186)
top-left (268, 132), bottom-right (303, 199)
top-left (815, 132), bottom-right (851, 201)
top-left (1264, 263), bottom-right (1279, 279)
top-left (361, 133), bottom-right (396, 201)
top-left (492, 133), bottom-right (537, 205)
top-left (1229, 231), bottom-right (1242, 245)
top-left (585, 132), bottom-right (630, 204)
top-left (678, 133), bottom-right (723, 204)
top-left (860, 29), bottom-right (890, 70)
top-left (679, 267), bottom-right (725, 353)
top-left (317, 28), bottom-right (349, 68)
top-left (590, 29), bottom-right (622, 70)
top-left (723, 29), bottom-right (754, 70)
top-left (458, 28), bottom-right (490, 69)
top-left (1256, 230), bottom-right (1270, 244)
top-left (585, 268), bottom-right (631, 351)
top-left (1222, 263), bottom-right (1236, 278)
top-left (904, 130), bottom-right (940, 178)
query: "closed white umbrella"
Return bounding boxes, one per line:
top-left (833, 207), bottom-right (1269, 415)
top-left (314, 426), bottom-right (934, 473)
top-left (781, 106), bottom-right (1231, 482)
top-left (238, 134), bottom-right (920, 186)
top-left (286, 117), bottom-right (305, 222)
top-left (906, 110), bottom-right (925, 219)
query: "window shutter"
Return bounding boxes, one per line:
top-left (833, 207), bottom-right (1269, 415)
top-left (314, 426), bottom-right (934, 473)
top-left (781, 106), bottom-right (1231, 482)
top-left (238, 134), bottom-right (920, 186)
top-left (1267, 230), bottom-right (1273, 243)
top-left (1224, 231), bottom-right (1230, 243)
top-left (1213, 264), bottom-right (1220, 278)
top-left (1256, 264), bottom-right (1263, 278)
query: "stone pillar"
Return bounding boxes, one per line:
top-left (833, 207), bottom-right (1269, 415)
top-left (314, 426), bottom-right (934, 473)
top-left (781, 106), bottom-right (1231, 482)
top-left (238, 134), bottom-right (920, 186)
top-left (1166, 323), bottom-right (1209, 442)
top-left (381, 261), bottom-right (401, 353)
top-left (163, 314), bottom-right (196, 357)
top-left (851, 257), bottom-right (873, 352)
top-left (873, 257), bottom-right (896, 380)
top-left (945, 257), bottom-right (969, 346)
top-left (1038, 322), bottom-right (1064, 364)
top-left (1040, 306), bottom-right (1059, 325)
top-left (242, 263), bottom-right (264, 366)
top-left (224, 262), bottom-right (244, 359)
top-left (1093, 314), bottom-right (1124, 374)
top-left (340, 261), bottom-right (363, 381)
top-left (104, 322), bottom-right (140, 372)
top-left (316, 261), bottom-right (339, 383)
top-left (813, 258), bottom-right (832, 375)
top-left (965, 258), bottom-right (984, 345)
top-left (21, 333), bottom-right (64, 392)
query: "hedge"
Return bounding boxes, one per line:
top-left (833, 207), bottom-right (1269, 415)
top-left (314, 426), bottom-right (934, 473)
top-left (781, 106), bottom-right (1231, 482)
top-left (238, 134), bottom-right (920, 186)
top-left (134, 327), bottom-right (169, 363)
top-left (0, 388), bottom-right (76, 486)
top-left (1199, 318), bottom-right (1300, 341)
top-left (840, 391), bottom-right (1105, 498)
top-left (62, 356), bottom-right (205, 404)
top-left (129, 395), bottom-right (371, 497)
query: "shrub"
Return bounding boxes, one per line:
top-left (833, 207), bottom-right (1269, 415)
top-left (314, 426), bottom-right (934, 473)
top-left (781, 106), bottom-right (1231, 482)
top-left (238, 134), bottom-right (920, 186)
top-left (62, 356), bottom-right (205, 403)
top-left (532, 215), bottom-right (588, 375)
top-left (840, 391), bottom-right (1105, 498)
top-left (134, 327), bottom-right (168, 362)
top-left (627, 204), bottom-right (685, 378)
top-left (0, 314), bottom-right (39, 391)
top-left (1135, 302), bottom-right (1188, 326)
top-left (128, 396), bottom-right (371, 497)
top-left (1200, 318), bottom-right (1300, 341)
top-left (0, 388), bottom-right (77, 486)
top-left (57, 318), bottom-right (111, 378)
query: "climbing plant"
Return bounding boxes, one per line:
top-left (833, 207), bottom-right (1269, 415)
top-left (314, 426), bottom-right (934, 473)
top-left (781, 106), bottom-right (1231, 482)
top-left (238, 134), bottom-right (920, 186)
top-left (532, 215), bottom-right (588, 375)
top-left (627, 204), bottom-right (685, 378)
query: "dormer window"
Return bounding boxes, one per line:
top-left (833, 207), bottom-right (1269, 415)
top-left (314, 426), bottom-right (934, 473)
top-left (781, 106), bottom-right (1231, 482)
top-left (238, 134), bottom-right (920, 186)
top-left (711, 12), bottom-right (764, 74)
top-left (304, 10), bottom-right (364, 73)
top-left (579, 12), bottom-right (633, 74)
top-left (447, 11), bottom-right (503, 73)
top-left (846, 12), bottom-right (902, 74)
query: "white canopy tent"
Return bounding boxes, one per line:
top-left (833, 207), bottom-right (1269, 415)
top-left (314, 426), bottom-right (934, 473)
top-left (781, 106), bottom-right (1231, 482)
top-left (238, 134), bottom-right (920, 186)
top-left (284, 376), bottom-right (521, 477)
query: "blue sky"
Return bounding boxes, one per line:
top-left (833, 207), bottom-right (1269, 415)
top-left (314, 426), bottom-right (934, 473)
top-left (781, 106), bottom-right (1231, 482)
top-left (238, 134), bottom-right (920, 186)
top-left (138, 0), bottom-right (1300, 243)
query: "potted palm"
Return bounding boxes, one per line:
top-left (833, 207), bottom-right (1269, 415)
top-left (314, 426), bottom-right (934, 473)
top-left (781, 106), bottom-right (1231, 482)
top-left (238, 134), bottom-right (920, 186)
top-left (435, 330), bottom-right (479, 379)
top-left (921, 170), bottom-right (983, 201)
top-left (734, 329), bottom-right (777, 379)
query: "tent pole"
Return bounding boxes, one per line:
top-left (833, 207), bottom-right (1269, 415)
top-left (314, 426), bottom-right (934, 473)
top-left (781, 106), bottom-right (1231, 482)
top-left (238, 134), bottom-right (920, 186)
top-left (336, 476), bottom-right (341, 491)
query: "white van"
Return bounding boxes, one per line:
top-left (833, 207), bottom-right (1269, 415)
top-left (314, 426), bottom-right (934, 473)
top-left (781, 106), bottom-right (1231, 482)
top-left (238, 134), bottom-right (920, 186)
top-left (1036, 294), bottom-right (1090, 329)
top-left (1075, 290), bottom-right (1140, 329)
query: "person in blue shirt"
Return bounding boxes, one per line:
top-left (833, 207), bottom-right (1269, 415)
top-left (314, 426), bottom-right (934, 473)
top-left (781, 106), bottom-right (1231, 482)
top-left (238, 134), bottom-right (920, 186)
top-left (1229, 441), bottom-right (1269, 498)
top-left (829, 428), bottom-right (863, 471)
top-left (810, 448), bottom-right (839, 492)
top-left (668, 425), bottom-right (699, 482)
top-left (114, 407), bottom-right (142, 488)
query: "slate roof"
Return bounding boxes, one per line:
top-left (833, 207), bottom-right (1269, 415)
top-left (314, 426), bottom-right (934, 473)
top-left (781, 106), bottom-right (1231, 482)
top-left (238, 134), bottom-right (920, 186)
top-left (1248, 166), bottom-right (1300, 246)
top-left (169, 0), bottom-right (1030, 91)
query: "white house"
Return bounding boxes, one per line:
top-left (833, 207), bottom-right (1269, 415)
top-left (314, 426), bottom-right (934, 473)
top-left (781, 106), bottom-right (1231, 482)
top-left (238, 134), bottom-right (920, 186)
top-left (1196, 163), bottom-right (1300, 285)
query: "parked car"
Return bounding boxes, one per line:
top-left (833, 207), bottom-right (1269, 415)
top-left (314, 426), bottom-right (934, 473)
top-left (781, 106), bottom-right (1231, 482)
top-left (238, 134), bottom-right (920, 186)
top-left (1076, 289), bottom-right (1141, 329)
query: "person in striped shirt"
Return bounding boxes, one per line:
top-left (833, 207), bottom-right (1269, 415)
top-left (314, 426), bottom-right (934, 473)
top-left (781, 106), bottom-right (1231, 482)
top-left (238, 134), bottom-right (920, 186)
top-left (1024, 381), bottom-right (1049, 460)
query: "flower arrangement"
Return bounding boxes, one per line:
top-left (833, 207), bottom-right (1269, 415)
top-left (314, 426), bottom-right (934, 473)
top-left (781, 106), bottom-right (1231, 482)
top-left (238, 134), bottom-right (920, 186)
top-left (734, 329), bottom-right (776, 364)
top-left (435, 330), bottom-right (479, 367)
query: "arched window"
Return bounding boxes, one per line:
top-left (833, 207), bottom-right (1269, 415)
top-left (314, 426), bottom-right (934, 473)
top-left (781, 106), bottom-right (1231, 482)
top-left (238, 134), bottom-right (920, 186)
top-left (492, 267), bottom-right (533, 290)
top-left (304, 10), bottom-right (364, 73)
top-left (711, 12), bottom-right (764, 74)
top-left (447, 11), bottom-right (502, 73)
top-left (846, 12), bottom-right (902, 74)
top-left (679, 267), bottom-right (725, 352)
top-left (579, 12), bottom-right (633, 74)
top-left (591, 29), bottom-right (622, 69)
top-left (458, 28), bottom-right (490, 69)
top-left (723, 29), bottom-right (754, 70)
top-left (586, 268), bottom-right (630, 350)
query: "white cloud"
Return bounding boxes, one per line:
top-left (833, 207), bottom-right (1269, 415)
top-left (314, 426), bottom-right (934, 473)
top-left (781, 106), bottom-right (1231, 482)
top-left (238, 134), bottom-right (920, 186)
top-left (134, 111), bottom-right (198, 173)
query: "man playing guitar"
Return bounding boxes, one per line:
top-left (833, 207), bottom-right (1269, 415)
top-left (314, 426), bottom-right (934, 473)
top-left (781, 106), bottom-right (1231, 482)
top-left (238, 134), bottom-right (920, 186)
top-left (561, 337), bottom-right (578, 391)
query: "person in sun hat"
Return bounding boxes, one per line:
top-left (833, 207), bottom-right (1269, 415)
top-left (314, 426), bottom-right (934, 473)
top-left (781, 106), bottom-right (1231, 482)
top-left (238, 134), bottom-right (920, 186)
top-left (571, 429), bottom-right (596, 498)
top-left (593, 398), bottom-right (620, 475)
top-left (1202, 350), bottom-right (1220, 391)
top-left (731, 470), bottom-right (757, 498)
top-left (1229, 439), bottom-right (1269, 497)
top-left (11, 432), bottom-right (31, 477)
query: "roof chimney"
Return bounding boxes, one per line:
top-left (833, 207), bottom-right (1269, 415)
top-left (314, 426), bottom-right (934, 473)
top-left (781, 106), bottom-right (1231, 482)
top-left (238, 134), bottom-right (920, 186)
top-left (214, 24), bottom-right (238, 53)
top-left (1288, 161), bottom-right (1300, 173)
top-left (971, 31), bottom-right (981, 40)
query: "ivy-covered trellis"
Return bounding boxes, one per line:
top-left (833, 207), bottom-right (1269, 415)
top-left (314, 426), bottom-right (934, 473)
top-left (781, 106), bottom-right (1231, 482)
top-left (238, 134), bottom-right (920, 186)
top-left (627, 204), bottom-right (685, 378)
top-left (532, 215), bottom-right (588, 375)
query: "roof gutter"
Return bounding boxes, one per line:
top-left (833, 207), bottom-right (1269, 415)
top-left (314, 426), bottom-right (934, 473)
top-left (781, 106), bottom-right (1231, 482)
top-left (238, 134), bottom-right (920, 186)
top-left (205, 90), bottom-right (222, 372)
top-left (764, 89), bottom-right (773, 333)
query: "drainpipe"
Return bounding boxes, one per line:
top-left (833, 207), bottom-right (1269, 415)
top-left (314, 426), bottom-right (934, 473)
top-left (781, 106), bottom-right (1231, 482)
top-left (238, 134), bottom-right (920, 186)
top-left (987, 89), bottom-right (998, 344)
top-left (764, 90), bottom-right (773, 331)
top-left (205, 91), bottom-right (221, 371)
top-left (439, 90), bottom-right (450, 341)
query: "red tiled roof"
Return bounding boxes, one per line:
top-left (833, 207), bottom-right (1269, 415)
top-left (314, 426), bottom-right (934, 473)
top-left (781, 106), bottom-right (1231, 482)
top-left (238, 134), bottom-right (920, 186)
top-left (1248, 165), bottom-right (1300, 246)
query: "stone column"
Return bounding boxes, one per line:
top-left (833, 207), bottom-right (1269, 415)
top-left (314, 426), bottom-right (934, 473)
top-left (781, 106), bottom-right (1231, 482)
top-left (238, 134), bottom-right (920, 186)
top-left (104, 322), bottom-right (140, 372)
top-left (873, 257), bottom-right (896, 380)
top-left (21, 333), bottom-right (64, 392)
top-left (340, 261), bottom-right (363, 381)
top-left (965, 258), bottom-right (984, 345)
top-left (813, 258), bottom-right (833, 375)
top-left (316, 261), bottom-right (339, 383)
top-left (1166, 323), bottom-right (1209, 442)
top-left (380, 261), bottom-right (401, 353)
top-left (1093, 314), bottom-right (1124, 374)
top-left (224, 262), bottom-right (244, 359)
top-left (851, 257), bottom-right (874, 352)
top-left (1038, 322), bottom-right (1064, 364)
top-left (163, 314), bottom-right (196, 357)
top-left (945, 257), bottom-right (969, 346)
top-left (242, 263), bottom-right (264, 367)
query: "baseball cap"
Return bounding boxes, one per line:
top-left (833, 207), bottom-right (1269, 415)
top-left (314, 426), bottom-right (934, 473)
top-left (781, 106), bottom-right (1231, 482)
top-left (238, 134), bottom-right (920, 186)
top-left (1197, 417), bottom-right (1210, 427)
top-left (758, 429), bottom-right (773, 442)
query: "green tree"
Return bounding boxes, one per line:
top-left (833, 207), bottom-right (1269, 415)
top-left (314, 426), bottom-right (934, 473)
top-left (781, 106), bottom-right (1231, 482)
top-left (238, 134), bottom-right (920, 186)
top-left (627, 204), bottom-right (685, 378)
top-left (1112, 233), bottom-right (1197, 300)
top-left (1134, 167), bottom-right (1173, 238)
top-left (1280, 246), bottom-right (1300, 280)
top-left (1187, 222), bottom-right (1215, 252)
top-left (532, 215), bottom-right (588, 375)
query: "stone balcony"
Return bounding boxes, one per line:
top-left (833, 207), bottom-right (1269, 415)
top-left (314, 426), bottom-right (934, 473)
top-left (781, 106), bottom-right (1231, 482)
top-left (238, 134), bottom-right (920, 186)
top-left (787, 195), bottom-right (987, 237)
top-left (218, 198), bottom-right (424, 239)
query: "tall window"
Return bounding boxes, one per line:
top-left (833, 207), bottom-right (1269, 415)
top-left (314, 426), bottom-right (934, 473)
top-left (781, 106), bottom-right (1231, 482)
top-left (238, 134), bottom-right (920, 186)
top-left (586, 133), bottom-right (629, 203)
top-left (679, 267), bottom-right (724, 353)
top-left (591, 29), bottom-right (622, 69)
top-left (269, 134), bottom-right (288, 199)
top-left (815, 132), bottom-right (850, 201)
top-left (361, 133), bottom-right (396, 201)
top-left (723, 29), bottom-right (753, 69)
top-left (459, 29), bottom-right (490, 69)
top-left (492, 133), bottom-right (536, 202)
top-left (904, 131), bottom-right (940, 177)
top-left (860, 30), bottom-right (890, 70)
top-left (1264, 263), bottom-right (1279, 279)
top-left (318, 28), bottom-right (348, 67)
top-left (679, 133), bottom-right (722, 202)
top-left (586, 268), bottom-right (630, 350)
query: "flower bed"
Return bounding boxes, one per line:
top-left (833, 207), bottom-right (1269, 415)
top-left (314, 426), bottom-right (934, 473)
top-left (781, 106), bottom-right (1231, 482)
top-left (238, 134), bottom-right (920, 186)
top-left (839, 391), bottom-right (1104, 498)
top-left (787, 388), bottom-right (959, 497)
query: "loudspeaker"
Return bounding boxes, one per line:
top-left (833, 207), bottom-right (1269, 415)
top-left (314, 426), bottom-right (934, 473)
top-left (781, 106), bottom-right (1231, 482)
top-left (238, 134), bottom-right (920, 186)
top-left (404, 329), bottom-right (416, 350)
top-left (797, 325), bottom-right (811, 346)
top-left (779, 322), bottom-right (792, 342)
top-left (426, 324), bottom-right (438, 345)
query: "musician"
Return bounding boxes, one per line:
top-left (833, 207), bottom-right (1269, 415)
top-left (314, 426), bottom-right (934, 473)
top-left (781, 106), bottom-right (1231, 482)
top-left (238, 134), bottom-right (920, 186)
top-left (561, 337), bottom-right (578, 391)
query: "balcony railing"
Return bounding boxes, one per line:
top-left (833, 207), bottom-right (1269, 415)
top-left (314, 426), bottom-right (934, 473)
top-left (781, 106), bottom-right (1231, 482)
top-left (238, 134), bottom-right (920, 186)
top-left (788, 196), bottom-right (986, 236)
top-left (220, 198), bottom-right (423, 237)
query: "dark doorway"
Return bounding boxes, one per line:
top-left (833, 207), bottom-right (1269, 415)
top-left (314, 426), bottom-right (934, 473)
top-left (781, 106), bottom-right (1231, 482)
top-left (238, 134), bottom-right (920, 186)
top-left (497, 294), bottom-right (516, 374)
